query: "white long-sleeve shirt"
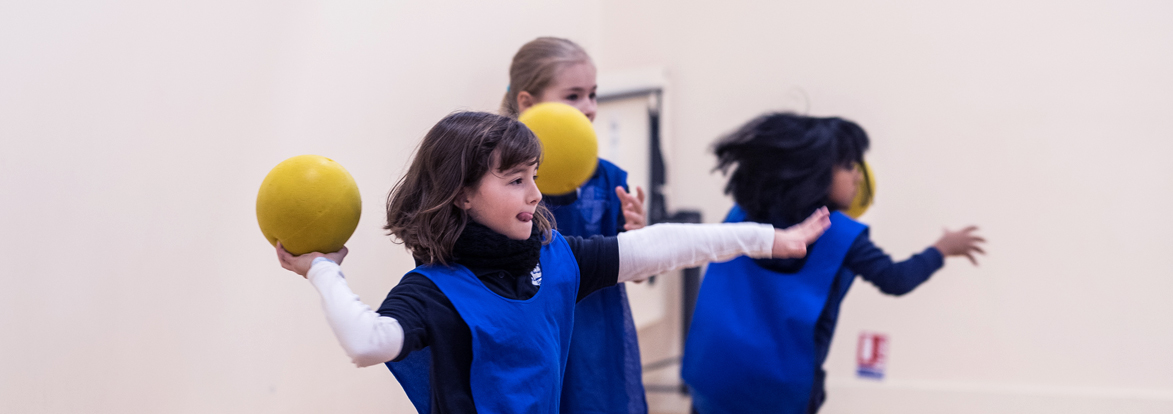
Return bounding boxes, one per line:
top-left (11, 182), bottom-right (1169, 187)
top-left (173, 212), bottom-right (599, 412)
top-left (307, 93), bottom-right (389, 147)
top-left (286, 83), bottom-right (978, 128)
top-left (306, 222), bottom-right (776, 367)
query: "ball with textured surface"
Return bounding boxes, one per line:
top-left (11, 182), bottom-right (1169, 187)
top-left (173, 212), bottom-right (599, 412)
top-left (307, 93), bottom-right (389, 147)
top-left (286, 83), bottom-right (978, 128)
top-left (518, 102), bottom-right (598, 196)
top-left (256, 155), bottom-right (361, 255)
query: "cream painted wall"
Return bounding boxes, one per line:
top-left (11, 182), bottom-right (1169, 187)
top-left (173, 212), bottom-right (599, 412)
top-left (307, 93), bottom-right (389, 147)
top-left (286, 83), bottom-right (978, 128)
top-left (5, 0), bottom-right (1173, 413)
top-left (595, 0), bottom-right (1173, 412)
top-left (0, 1), bottom-right (600, 412)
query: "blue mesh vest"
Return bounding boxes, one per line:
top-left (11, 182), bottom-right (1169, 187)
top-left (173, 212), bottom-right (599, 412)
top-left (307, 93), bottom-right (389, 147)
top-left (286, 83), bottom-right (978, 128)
top-left (681, 207), bottom-right (865, 414)
top-left (388, 232), bottom-right (580, 414)
top-left (548, 159), bottom-right (647, 414)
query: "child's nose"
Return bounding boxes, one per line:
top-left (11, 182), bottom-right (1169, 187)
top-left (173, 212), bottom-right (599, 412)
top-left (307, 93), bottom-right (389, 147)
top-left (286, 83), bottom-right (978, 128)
top-left (527, 181), bottom-right (542, 205)
top-left (580, 101), bottom-right (597, 122)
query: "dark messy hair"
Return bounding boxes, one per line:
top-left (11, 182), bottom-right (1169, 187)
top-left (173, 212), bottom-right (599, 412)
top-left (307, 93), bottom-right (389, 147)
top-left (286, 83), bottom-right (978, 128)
top-left (714, 112), bottom-right (871, 226)
top-left (385, 111), bottom-right (553, 265)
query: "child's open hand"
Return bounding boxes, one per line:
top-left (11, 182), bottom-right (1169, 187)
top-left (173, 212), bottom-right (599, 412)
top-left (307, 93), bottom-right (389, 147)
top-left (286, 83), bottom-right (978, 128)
top-left (933, 226), bottom-right (986, 266)
top-left (276, 242), bottom-right (349, 278)
top-left (616, 186), bottom-right (647, 231)
top-left (772, 207), bottom-right (831, 258)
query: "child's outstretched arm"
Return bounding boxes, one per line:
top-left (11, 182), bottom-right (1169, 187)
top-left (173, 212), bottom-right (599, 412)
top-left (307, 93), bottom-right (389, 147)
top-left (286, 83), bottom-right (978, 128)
top-left (276, 244), bottom-right (405, 367)
top-left (848, 225), bottom-right (986, 295)
top-left (616, 208), bottom-right (830, 283)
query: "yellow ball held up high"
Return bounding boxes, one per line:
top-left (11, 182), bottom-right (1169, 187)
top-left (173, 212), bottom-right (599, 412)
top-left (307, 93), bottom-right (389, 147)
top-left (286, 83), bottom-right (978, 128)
top-left (843, 161), bottom-right (876, 219)
top-left (518, 102), bottom-right (598, 196)
top-left (256, 155), bottom-right (361, 255)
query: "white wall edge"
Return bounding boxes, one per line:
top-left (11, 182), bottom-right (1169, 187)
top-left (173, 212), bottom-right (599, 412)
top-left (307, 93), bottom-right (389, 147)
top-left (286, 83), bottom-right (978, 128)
top-left (827, 378), bottom-right (1173, 401)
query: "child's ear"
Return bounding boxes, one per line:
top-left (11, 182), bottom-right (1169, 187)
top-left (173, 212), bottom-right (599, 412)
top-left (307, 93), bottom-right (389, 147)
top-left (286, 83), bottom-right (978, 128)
top-left (454, 188), bottom-right (473, 210)
top-left (517, 91), bottom-right (535, 114)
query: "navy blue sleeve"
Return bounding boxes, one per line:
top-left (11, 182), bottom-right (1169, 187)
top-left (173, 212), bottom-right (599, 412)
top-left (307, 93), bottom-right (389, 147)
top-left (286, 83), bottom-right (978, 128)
top-left (844, 229), bottom-right (944, 296)
top-left (376, 273), bottom-right (460, 361)
top-left (376, 275), bottom-right (479, 411)
top-left (562, 234), bottom-right (620, 301)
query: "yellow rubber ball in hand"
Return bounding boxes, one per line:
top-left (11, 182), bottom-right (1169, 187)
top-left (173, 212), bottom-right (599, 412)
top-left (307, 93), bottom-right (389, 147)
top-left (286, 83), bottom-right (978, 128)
top-left (843, 161), bottom-right (876, 219)
top-left (519, 102), bottom-right (598, 196)
top-left (256, 155), bottom-right (361, 255)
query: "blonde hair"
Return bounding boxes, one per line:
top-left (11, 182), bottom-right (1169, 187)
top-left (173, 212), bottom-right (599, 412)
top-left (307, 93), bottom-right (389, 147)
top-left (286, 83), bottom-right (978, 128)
top-left (499, 37), bottom-right (592, 118)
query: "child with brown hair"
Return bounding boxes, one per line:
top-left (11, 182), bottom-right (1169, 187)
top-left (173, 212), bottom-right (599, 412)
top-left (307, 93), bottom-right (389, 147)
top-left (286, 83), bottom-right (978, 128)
top-left (276, 111), bottom-right (830, 413)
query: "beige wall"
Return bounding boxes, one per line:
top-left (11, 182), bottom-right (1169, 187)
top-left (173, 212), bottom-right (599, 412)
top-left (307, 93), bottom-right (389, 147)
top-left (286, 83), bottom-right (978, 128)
top-left (0, 1), bottom-right (600, 412)
top-left (3, 0), bottom-right (1173, 413)
top-left (596, 1), bottom-right (1173, 412)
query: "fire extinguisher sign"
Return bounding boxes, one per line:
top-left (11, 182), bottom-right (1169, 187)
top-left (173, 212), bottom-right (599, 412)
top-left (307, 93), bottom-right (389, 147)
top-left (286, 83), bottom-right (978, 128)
top-left (856, 331), bottom-right (888, 380)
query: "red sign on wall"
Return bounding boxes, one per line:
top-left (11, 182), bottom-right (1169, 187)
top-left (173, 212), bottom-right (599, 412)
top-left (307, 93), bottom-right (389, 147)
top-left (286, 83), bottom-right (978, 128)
top-left (856, 331), bottom-right (888, 379)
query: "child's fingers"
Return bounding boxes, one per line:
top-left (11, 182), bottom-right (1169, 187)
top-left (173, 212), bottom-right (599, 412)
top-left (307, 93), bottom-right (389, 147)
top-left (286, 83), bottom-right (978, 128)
top-left (790, 216), bottom-right (829, 244)
top-left (630, 191), bottom-right (645, 210)
top-left (803, 207), bottom-right (831, 232)
top-left (799, 219), bottom-right (830, 240)
top-left (276, 242), bottom-right (292, 266)
top-left (623, 212), bottom-right (640, 229)
top-left (622, 209), bottom-right (636, 229)
top-left (622, 207), bottom-right (646, 230)
top-left (327, 246), bottom-right (349, 265)
top-left (617, 186), bottom-right (647, 230)
top-left (970, 245), bottom-right (986, 255)
top-left (799, 207), bottom-right (829, 225)
top-left (806, 224), bottom-right (829, 243)
top-left (965, 252), bottom-right (979, 266)
top-left (617, 187), bottom-right (645, 209)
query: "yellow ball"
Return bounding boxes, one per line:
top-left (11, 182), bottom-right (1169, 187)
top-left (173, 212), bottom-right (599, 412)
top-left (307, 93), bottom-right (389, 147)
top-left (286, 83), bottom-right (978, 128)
top-left (518, 102), bottom-right (598, 195)
top-left (256, 155), bottom-right (362, 255)
top-left (843, 161), bottom-right (876, 219)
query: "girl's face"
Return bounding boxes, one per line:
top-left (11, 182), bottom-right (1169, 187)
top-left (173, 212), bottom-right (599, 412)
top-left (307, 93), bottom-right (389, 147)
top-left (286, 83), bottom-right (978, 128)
top-left (829, 163), bottom-right (863, 210)
top-left (458, 155), bottom-right (543, 240)
top-left (533, 61), bottom-right (598, 121)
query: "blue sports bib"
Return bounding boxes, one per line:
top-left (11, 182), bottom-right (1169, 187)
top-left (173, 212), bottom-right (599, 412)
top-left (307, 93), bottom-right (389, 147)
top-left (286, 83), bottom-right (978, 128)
top-left (388, 232), bottom-right (580, 414)
top-left (682, 207), bottom-right (864, 414)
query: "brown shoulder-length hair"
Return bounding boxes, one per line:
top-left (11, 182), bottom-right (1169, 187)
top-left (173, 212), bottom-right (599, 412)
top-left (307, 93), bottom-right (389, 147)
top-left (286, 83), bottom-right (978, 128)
top-left (499, 37), bottom-right (592, 118)
top-left (385, 111), bottom-right (554, 266)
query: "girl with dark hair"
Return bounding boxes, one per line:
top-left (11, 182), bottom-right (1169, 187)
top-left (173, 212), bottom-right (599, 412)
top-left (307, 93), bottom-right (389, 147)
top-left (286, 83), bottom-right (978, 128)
top-left (274, 111), bottom-right (832, 414)
top-left (681, 113), bottom-right (986, 414)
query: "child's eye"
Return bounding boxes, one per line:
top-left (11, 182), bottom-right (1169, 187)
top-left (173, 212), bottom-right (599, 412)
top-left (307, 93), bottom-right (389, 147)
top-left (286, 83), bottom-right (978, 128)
top-left (589, 92), bottom-right (596, 100)
top-left (511, 178), bottom-right (523, 185)
top-left (566, 94), bottom-right (579, 101)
